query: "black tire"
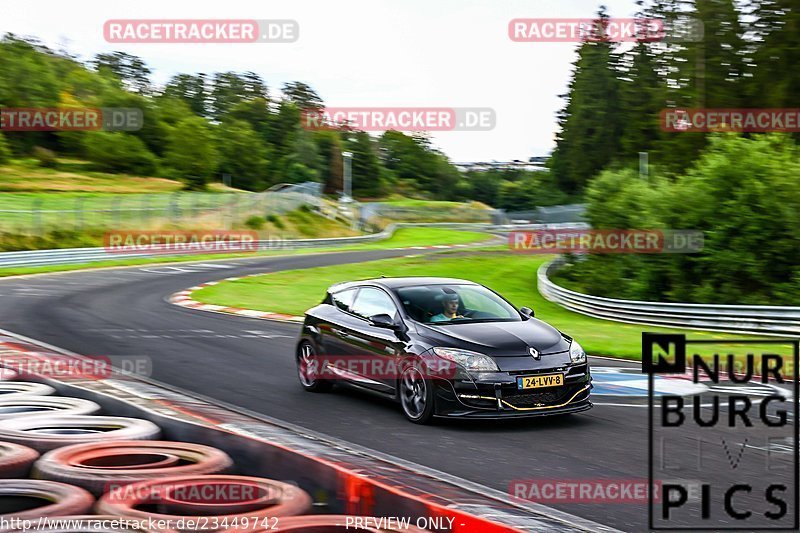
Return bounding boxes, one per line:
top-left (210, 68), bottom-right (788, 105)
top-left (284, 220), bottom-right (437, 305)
top-left (296, 342), bottom-right (333, 393)
top-left (399, 361), bottom-right (435, 424)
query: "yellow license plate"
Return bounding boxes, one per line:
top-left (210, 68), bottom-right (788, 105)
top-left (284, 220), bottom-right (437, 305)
top-left (517, 373), bottom-right (564, 389)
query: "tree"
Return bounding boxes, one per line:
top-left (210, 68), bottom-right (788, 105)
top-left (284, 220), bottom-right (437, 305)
top-left (216, 119), bottom-right (269, 191)
top-left (314, 129), bottom-right (344, 194)
top-left (83, 132), bottom-right (157, 175)
top-left (616, 41), bottom-right (664, 163)
top-left (164, 116), bottom-right (220, 189)
top-left (748, 0), bottom-right (800, 109)
top-left (281, 81), bottom-right (324, 112)
top-left (163, 74), bottom-right (208, 117)
top-left (344, 131), bottom-right (385, 197)
top-left (209, 71), bottom-right (267, 120)
top-left (653, 0), bottom-right (747, 171)
top-left (228, 98), bottom-right (272, 139)
top-left (549, 9), bottom-right (623, 194)
top-left (93, 51), bottom-right (152, 95)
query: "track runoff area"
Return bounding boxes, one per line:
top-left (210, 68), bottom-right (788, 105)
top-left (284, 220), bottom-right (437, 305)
top-left (0, 245), bottom-right (794, 532)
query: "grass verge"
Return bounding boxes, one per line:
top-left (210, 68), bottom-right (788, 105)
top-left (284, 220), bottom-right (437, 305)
top-left (192, 251), bottom-right (792, 367)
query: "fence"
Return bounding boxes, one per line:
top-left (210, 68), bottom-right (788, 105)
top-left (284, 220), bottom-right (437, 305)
top-left (538, 259), bottom-right (800, 336)
top-left (0, 185), bottom-right (322, 235)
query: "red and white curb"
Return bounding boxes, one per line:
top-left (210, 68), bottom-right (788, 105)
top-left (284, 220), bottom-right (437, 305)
top-left (168, 241), bottom-right (495, 323)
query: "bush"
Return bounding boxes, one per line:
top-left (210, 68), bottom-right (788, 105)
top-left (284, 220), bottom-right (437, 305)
top-left (0, 133), bottom-right (11, 164)
top-left (83, 132), bottom-right (157, 175)
top-left (32, 146), bottom-right (58, 168)
top-left (558, 134), bottom-right (800, 305)
top-left (266, 214), bottom-right (285, 229)
top-left (244, 215), bottom-right (265, 230)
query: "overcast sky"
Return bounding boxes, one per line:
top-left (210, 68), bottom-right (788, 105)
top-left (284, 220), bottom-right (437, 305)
top-left (2, 0), bottom-right (639, 162)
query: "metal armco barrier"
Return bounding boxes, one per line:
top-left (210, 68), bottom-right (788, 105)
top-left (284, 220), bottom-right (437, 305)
top-left (538, 259), bottom-right (800, 336)
top-left (0, 222), bottom-right (562, 269)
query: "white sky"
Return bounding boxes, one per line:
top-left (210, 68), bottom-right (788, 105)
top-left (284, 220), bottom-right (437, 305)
top-left (2, 0), bottom-right (638, 162)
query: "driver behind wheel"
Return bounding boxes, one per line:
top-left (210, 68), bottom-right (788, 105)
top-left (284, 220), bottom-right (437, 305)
top-left (430, 292), bottom-right (464, 322)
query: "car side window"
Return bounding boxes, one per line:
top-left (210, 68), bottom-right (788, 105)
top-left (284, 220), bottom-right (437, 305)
top-left (351, 287), bottom-right (398, 321)
top-left (332, 288), bottom-right (357, 312)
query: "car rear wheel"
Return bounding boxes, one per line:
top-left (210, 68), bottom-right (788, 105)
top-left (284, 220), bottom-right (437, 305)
top-left (296, 342), bottom-right (332, 393)
top-left (399, 363), bottom-right (435, 424)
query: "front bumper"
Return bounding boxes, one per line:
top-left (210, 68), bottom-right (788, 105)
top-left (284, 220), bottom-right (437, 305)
top-left (432, 362), bottom-right (592, 419)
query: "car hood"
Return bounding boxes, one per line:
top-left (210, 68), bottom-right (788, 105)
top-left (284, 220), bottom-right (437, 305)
top-left (417, 318), bottom-right (569, 357)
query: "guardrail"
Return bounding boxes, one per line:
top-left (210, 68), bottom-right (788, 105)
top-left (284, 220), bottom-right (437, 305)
top-left (0, 222), bottom-right (581, 269)
top-left (0, 222), bottom-right (528, 269)
top-left (538, 259), bottom-right (800, 336)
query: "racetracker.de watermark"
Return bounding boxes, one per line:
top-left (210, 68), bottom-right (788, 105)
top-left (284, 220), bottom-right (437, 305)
top-left (662, 108), bottom-right (800, 132)
top-left (104, 19), bottom-right (299, 43)
top-left (305, 355), bottom-right (457, 380)
top-left (509, 17), bottom-right (703, 43)
top-left (0, 108), bottom-right (142, 132)
top-left (0, 355), bottom-right (151, 378)
top-left (510, 479), bottom-right (661, 504)
top-left (509, 229), bottom-right (704, 254)
top-left (300, 107), bottom-right (495, 132)
top-left (104, 231), bottom-right (259, 254)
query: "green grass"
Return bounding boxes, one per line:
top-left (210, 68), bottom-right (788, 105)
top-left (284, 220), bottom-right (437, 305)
top-left (0, 157), bottom-right (232, 193)
top-left (0, 228), bottom-right (491, 278)
top-left (379, 197), bottom-right (490, 210)
top-left (193, 251), bottom-right (791, 367)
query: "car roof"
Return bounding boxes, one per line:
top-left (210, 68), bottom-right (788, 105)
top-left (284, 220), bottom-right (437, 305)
top-left (329, 276), bottom-right (478, 292)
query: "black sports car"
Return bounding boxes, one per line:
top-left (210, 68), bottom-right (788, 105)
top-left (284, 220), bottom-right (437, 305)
top-left (295, 277), bottom-right (592, 423)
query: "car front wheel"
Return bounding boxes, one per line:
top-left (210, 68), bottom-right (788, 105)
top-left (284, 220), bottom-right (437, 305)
top-left (399, 362), bottom-right (435, 424)
top-left (296, 342), bottom-right (333, 393)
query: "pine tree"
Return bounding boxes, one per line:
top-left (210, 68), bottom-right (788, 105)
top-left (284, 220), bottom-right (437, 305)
top-left (550, 8), bottom-right (623, 194)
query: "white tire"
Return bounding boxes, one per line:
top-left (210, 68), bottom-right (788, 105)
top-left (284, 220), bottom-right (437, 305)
top-left (0, 396), bottom-right (101, 420)
top-left (0, 382), bottom-right (56, 400)
top-left (0, 416), bottom-right (161, 452)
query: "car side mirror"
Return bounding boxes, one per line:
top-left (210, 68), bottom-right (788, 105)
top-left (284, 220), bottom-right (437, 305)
top-left (369, 313), bottom-right (400, 329)
top-left (520, 306), bottom-right (535, 318)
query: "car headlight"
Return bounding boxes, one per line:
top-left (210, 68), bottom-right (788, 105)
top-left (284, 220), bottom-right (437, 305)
top-left (432, 347), bottom-right (499, 372)
top-left (569, 340), bottom-right (586, 364)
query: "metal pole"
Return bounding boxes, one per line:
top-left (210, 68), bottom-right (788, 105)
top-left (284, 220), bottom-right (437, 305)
top-left (639, 152), bottom-right (649, 181)
top-left (342, 151), bottom-right (352, 200)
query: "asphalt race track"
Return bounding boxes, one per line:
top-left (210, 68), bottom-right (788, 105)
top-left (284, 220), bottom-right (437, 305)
top-left (0, 249), bottom-right (794, 532)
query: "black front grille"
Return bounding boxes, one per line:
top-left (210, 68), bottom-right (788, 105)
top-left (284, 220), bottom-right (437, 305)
top-left (503, 382), bottom-right (584, 408)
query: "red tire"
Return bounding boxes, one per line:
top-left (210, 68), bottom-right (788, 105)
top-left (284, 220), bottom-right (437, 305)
top-left (0, 515), bottom-right (177, 532)
top-left (0, 480), bottom-right (94, 519)
top-left (0, 441), bottom-right (39, 478)
top-left (95, 475), bottom-right (312, 531)
top-left (33, 441), bottom-right (233, 496)
top-left (0, 368), bottom-right (19, 381)
top-left (226, 516), bottom-right (431, 532)
top-left (0, 415), bottom-right (161, 453)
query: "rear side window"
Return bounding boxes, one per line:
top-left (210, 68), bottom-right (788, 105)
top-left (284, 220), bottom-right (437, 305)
top-left (332, 288), bottom-right (357, 312)
top-left (351, 287), bottom-right (398, 320)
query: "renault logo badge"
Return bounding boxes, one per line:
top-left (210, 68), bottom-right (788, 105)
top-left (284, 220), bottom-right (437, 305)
top-left (529, 347), bottom-right (540, 360)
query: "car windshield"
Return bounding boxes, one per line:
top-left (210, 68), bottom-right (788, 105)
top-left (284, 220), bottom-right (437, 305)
top-left (394, 284), bottom-right (521, 324)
